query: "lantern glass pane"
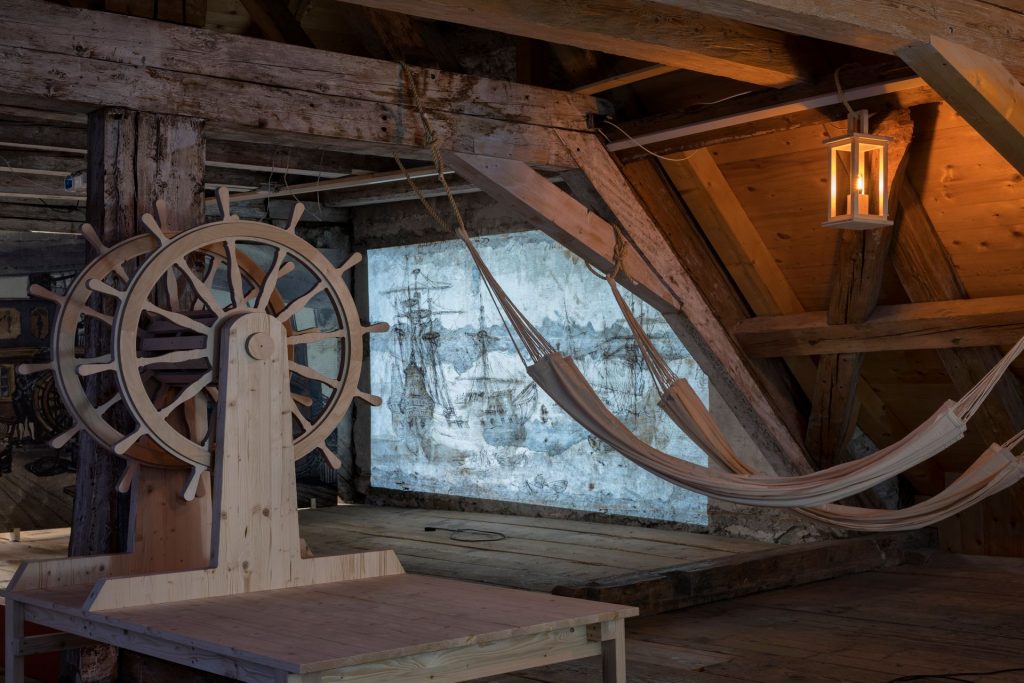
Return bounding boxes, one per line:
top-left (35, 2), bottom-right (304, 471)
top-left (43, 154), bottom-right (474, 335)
top-left (854, 142), bottom-right (884, 217)
top-left (830, 143), bottom-right (853, 218)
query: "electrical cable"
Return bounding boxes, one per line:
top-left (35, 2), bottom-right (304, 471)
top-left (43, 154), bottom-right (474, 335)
top-left (597, 119), bottom-right (695, 162)
top-left (423, 526), bottom-right (507, 542)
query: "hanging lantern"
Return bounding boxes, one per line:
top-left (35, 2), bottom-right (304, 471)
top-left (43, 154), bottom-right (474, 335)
top-left (823, 109), bottom-right (893, 230)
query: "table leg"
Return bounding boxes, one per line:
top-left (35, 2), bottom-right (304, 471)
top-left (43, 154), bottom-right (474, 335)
top-left (588, 618), bottom-right (626, 683)
top-left (5, 598), bottom-right (25, 683)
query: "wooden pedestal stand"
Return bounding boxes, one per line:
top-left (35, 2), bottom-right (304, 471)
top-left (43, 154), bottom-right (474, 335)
top-left (4, 312), bottom-right (635, 682)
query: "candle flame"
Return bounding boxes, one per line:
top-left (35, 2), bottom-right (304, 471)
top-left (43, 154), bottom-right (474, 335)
top-left (856, 175), bottom-right (865, 193)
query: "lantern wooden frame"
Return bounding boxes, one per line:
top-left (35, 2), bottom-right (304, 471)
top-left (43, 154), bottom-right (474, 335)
top-left (823, 110), bottom-right (893, 230)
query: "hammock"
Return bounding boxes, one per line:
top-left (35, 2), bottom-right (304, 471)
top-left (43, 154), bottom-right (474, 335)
top-left (393, 64), bottom-right (1024, 525)
top-left (627, 287), bottom-right (1024, 530)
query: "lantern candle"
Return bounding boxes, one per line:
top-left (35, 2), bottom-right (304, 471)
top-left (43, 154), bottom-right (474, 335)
top-left (848, 176), bottom-right (869, 215)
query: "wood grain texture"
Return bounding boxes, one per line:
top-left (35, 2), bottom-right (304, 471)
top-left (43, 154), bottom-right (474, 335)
top-left (0, 0), bottom-right (602, 169)
top-left (659, 149), bottom-right (904, 458)
top-left (899, 35), bottom-right (1024, 175)
top-left (14, 574), bottom-right (636, 681)
top-left (333, 0), bottom-right (812, 87)
top-left (804, 111), bottom-right (912, 467)
top-left (84, 312), bottom-right (402, 611)
top-left (652, 0), bottom-right (1024, 81)
top-left (737, 293), bottom-right (1024, 356)
top-left (558, 132), bottom-right (813, 476)
top-left (892, 180), bottom-right (1024, 448)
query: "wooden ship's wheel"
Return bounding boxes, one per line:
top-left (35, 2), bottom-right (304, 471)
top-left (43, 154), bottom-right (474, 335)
top-left (21, 189), bottom-right (385, 494)
top-left (9, 188), bottom-right (400, 614)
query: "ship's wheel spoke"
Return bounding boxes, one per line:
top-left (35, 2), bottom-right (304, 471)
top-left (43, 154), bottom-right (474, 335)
top-left (96, 394), bottom-right (121, 416)
top-left (157, 371), bottom-right (214, 419)
top-left (290, 400), bottom-right (313, 430)
top-left (174, 259), bottom-right (225, 316)
top-left (289, 360), bottom-right (340, 389)
top-left (255, 247), bottom-right (287, 313)
top-left (184, 393), bottom-right (210, 445)
top-left (243, 261), bottom-right (294, 306)
top-left (202, 254), bottom-right (224, 290)
top-left (138, 348), bottom-right (211, 369)
top-left (82, 305), bottom-right (114, 326)
top-left (276, 282), bottom-right (326, 323)
top-left (142, 302), bottom-right (212, 335)
top-left (164, 270), bottom-right (182, 312)
top-left (224, 239), bottom-right (247, 309)
top-left (287, 328), bottom-right (347, 346)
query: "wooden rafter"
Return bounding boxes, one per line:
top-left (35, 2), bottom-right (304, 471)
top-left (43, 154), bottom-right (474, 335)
top-left (333, 0), bottom-right (812, 87)
top-left (446, 149), bottom-right (812, 476)
top-left (899, 35), bottom-right (1024, 175)
top-left (660, 148), bottom-right (907, 455)
top-left (0, 0), bottom-right (605, 170)
top-left (653, 0), bottom-right (1024, 81)
top-left (554, 133), bottom-right (814, 475)
top-left (616, 157), bottom-right (812, 461)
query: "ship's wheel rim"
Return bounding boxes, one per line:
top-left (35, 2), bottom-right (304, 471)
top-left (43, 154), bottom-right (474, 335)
top-left (113, 219), bottom-right (363, 470)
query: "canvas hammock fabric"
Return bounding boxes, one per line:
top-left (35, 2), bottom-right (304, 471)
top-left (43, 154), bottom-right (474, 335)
top-left (607, 263), bottom-right (1024, 530)
top-left (393, 63), bottom-right (1024, 525)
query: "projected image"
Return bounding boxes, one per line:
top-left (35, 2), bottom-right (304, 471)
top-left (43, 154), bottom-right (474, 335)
top-left (368, 230), bottom-right (709, 525)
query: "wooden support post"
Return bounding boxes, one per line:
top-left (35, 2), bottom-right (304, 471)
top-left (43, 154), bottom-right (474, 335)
top-left (75, 107), bottom-right (205, 557)
top-left (69, 106), bottom-right (205, 678)
top-left (804, 112), bottom-right (912, 468)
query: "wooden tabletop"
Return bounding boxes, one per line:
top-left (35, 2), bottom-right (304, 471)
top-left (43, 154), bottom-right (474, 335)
top-left (14, 573), bottom-right (637, 674)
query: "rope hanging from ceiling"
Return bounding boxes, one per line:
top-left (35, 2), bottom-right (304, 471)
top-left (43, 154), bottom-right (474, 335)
top-left (393, 63), bottom-right (1024, 529)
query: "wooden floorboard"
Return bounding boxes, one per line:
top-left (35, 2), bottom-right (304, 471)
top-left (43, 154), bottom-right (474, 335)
top-left (480, 554), bottom-right (1024, 683)
top-left (299, 505), bottom-right (771, 592)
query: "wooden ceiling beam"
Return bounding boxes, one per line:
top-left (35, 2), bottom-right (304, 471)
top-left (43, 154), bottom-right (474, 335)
top-left (661, 148), bottom-right (907, 453)
top-left (0, 230), bottom-right (86, 274)
top-left (656, 0), bottom-right (1024, 80)
top-left (899, 35), bottom-right (1024, 175)
top-left (556, 132), bottom-right (814, 475)
top-left (334, 0), bottom-right (813, 87)
top-left (737, 294), bottom-right (1024, 357)
top-left (0, 0), bottom-right (605, 170)
top-left (573, 65), bottom-right (679, 96)
top-left (0, 121), bottom-right (409, 177)
top-left (616, 157), bottom-right (813, 454)
top-left (608, 63), bottom-right (937, 160)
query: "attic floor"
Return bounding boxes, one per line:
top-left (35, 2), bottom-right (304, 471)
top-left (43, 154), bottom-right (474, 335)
top-left (482, 553), bottom-right (1024, 682)
top-left (299, 504), bottom-right (770, 593)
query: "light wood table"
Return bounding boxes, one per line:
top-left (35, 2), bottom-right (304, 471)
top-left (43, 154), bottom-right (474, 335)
top-left (6, 573), bottom-right (637, 682)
